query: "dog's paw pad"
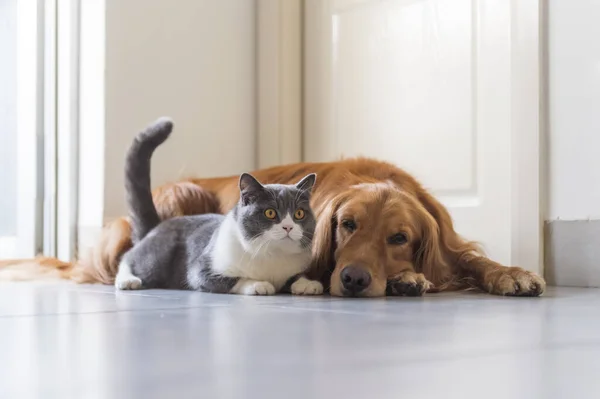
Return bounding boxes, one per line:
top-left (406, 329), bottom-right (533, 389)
top-left (490, 268), bottom-right (546, 297)
top-left (386, 273), bottom-right (432, 297)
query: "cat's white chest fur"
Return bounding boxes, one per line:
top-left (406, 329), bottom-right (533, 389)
top-left (210, 214), bottom-right (311, 290)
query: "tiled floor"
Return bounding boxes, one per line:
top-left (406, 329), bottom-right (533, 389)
top-left (0, 284), bottom-right (598, 399)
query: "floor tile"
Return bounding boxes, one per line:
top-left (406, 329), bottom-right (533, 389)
top-left (0, 284), bottom-right (598, 398)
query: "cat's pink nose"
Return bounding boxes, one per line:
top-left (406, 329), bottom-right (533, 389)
top-left (282, 225), bottom-right (294, 233)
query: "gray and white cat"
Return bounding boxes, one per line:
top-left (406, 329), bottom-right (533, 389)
top-left (115, 118), bottom-right (323, 296)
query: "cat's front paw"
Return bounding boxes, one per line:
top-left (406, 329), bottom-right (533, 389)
top-left (115, 274), bottom-right (143, 290)
top-left (291, 277), bottom-right (324, 295)
top-left (242, 281), bottom-right (276, 296)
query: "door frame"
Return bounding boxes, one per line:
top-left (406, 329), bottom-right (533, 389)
top-left (15, 0), bottom-right (46, 257)
top-left (257, 0), bottom-right (545, 275)
top-left (510, 0), bottom-right (545, 274)
top-left (256, 0), bottom-right (303, 168)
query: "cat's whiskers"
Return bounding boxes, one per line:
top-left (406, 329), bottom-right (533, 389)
top-left (236, 233), bottom-right (264, 265)
top-left (299, 232), bottom-right (313, 242)
top-left (249, 238), bottom-right (273, 259)
top-left (246, 232), bottom-right (272, 256)
top-left (299, 237), bottom-right (312, 249)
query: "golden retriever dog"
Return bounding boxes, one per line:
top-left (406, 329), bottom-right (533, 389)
top-left (0, 158), bottom-right (545, 297)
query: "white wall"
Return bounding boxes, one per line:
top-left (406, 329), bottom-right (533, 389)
top-left (548, 0), bottom-right (600, 221)
top-left (78, 0), bottom-right (256, 251)
top-left (104, 0), bottom-right (256, 219)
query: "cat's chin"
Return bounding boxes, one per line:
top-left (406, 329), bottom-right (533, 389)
top-left (270, 238), bottom-right (306, 254)
top-left (245, 236), bottom-right (305, 255)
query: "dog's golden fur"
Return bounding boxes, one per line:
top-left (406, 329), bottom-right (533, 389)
top-left (0, 158), bottom-right (545, 297)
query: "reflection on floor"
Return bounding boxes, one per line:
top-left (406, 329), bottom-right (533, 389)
top-left (0, 283), bottom-right (598, 399)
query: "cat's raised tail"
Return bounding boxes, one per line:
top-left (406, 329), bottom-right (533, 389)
top-left (125, 117), bottom-right (174, 244)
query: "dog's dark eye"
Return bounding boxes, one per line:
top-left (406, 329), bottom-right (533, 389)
top-left (341, 220), bottom-right (357, 232)
top-left (388, 233), bottom-right (408, 245)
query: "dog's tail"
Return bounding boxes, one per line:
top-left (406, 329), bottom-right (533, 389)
top-left (125, 117), bottom-right (174, 244)
top-left (0, 118), bottom-right (174, 283)
top-left (0, 217), bottom-right (133, 283)
top-left (0, 257), bottom-right (73, 281)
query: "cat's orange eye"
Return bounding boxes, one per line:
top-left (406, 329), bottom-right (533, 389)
top-left (294, 209), bottom-right (305, 220)
top-left (264, 209), bottom-right (277, 219)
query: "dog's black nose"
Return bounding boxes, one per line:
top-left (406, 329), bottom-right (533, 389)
top-left (341, 266), bottom-right (371, 295)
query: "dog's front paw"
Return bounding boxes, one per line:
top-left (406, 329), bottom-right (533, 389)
top-left (485, 267), bottom-right (546, 297)
top-left (386, 271), bottom-right (432, 297)
top-left (291, 277), bottom-right (324, 296)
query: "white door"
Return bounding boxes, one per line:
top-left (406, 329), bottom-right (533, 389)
top-left (304, 0), bottom-right (542, 272)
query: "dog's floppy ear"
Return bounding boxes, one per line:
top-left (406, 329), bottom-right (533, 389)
top-left (414, 190), bottom-right (481, 287)
top-left (414, 209), bottom-right (452, 286)
top-left (309, 191), bottom-right (348, 280)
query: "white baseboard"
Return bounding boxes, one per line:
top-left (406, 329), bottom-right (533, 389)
top-left (545, 220), bottom-right (600, 288)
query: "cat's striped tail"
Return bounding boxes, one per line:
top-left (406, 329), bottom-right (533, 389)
top-left (125, 117), bottom-right (174, 244)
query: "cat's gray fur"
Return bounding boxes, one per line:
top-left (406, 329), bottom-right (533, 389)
top-left (115, 117), bottom-right (323, 296)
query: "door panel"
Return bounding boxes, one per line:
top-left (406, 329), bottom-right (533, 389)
top-left (305, 0), bottom-right (512, 264)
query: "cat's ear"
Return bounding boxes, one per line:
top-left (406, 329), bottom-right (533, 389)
top-left (295, 173), bottom-right (317, 193)
top-left (239, 173), bottom-right (264, 205)
top-left (239, 173), bottom-right (263, 192)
